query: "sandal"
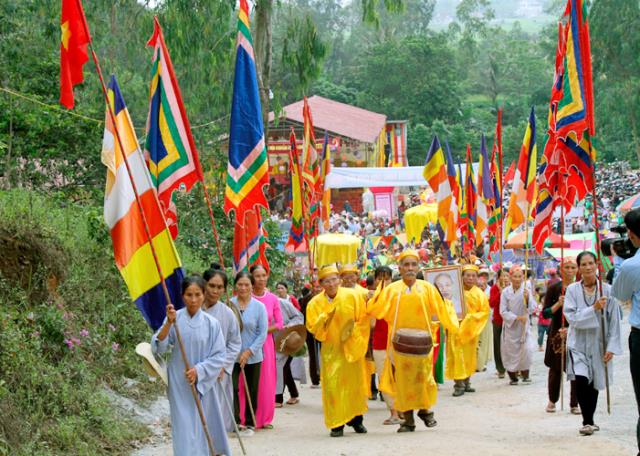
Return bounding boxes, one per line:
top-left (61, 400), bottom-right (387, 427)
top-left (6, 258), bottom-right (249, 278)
top-left (286, 397), bottom-right (299, 405)
top-left (383, 417), bottom-right (403, 425)
top-left (262, 424), bottom-right (274, 430)
top-left (275, 403), bottom-right (283, 408)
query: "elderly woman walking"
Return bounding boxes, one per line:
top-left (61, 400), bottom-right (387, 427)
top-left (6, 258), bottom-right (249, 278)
top-left (564, 251), bottom-right (622, 436)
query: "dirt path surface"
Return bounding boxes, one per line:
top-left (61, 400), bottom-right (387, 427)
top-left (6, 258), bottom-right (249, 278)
top-left (133, 323), bottom-right (637, 456)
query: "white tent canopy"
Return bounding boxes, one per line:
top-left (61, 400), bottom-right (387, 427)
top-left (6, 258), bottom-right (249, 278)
top-left (325, 164), bottom-right (478, 189)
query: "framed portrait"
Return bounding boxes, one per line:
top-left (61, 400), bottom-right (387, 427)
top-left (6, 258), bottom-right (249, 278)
top-left (424, 265), bottom-right (466, 320)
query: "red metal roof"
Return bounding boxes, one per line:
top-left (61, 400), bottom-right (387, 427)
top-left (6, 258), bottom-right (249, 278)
top-left (269, 95), bottom-right (387, 144)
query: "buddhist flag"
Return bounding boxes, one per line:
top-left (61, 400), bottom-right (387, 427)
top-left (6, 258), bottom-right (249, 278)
top-left (505, 107), bottom-right (538, 237)
top-left (101, 76), bottom-right (184, 330)
top-left (224, 0), bottom-right (269, 225)
top-left (444, 140), bottom-right (459, 239)
top-left (60, 0), bottom-right (89, 109)
top-left (144, 18), bottom-right (204, 239)
top-left (423, 136), bottom-right (456, 246)
top-left (475, 134), bottom-right (494, 246)
top-left (286, 129), bottom-right (305, 251)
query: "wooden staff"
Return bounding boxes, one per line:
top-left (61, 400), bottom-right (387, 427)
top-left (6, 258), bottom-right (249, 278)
top-left (241, 366), bottom-right (258, 429)
top-left (74, 3), bottom-right (216, 453)
top-left (559, 196), bottom-right (566, 411)
top-left (589, 151), bottom-right (611, 415)
top-left (218, 377), bottom-right (247, 455)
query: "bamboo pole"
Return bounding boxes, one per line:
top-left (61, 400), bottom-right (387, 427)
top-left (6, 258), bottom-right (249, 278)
top-left (589, 151), bottom-right (611, 415)
top-left (559, 197), bottom-right (566, 412)
top-left (74, 3), bottom-right (216, 453)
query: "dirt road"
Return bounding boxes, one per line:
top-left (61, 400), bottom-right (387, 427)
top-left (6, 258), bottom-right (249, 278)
top-left (133, 323), bottom-right (637, 456)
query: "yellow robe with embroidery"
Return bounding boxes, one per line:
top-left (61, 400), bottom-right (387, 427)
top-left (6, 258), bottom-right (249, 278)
top-left (306, 287), bottom-right (370, 428)
top-left (368, 279), bottom-right (459, 412)
top-left (445, 285), bottom-right (490, 380)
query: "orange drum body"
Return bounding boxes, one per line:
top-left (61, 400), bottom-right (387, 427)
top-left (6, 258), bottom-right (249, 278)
top-left (392, 328), bottom-right (433, 356)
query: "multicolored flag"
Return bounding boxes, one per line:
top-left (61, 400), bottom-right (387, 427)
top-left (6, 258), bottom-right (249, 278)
top-left (444, 140), bottom-right (460, 239)
top-left (101, 76), bottom-right (184, 330)
top-left (302, 97), bottom-right (320, 236)
top-left (475, 134), bottom-right (494, 246)
top-left (423, 136), bottom-right (457, 246)
top-left (320, 131), bottom-right (332, 230)
top-left (463, 144), bottom-right (477, 253)
top-left (233, 210), bottom-right (270, 274)
top-left (532, 146), bottom-right (558, 254)
top-left (224, 0), bottom-right (270, 226)
top-left (144, 18), bottom-right (204, 239)
top-left (505, 107), bottom-right (538, 237)
top-left (555, 0), bottom-right (595, 140)
top-left (60, 0), bottom-right (89, 109)
top-left (488, 142), bottom-right (503, 253)
top-left (286, 129), bottom-right (305, 251)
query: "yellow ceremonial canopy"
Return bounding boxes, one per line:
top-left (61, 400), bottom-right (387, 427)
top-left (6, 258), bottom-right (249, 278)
top-left (404, 203), bottom-right (438, 243)
top-left (313, 233), bottom-right (361, 268)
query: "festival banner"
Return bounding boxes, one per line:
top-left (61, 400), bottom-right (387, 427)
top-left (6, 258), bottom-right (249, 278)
top-left (144, 18), bottom-right (204, 239)
top-left (505, 107), bottom-right (537, 237)
top-left (101, 76), bottom-right (184, 330)
top-left (224, 0), bottom-right (270, 226)
top-left (476, 134), bottom-right (494, 246)
top-left (423, 136), bottom-right (456, 246)
top-left (286, 129), bottom-right (305, 251)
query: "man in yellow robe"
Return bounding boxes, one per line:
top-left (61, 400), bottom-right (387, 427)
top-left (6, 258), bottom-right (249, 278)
top-left (340, 263), bottom-right (370, 300)
top-left (368, 250), bottom-right (459, 433)
top-left (446, 264), bottom-right (491, 396)
top-left (306, 265), bottom-right (370, 437)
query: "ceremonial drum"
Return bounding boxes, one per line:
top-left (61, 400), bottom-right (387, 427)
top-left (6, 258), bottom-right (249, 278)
top-left (392, 328), bottom-right (433, 357)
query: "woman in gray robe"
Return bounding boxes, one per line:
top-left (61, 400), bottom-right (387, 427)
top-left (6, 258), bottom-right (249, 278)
top-left (275, 294), bottom-right (304, 406)
top-left (500, 266), bottom-right (537, 385)
top-left (564, 251), bottom-right (622, 436)
top-left (203, 265), bottom-right (242, 433)
top-left (152, 274), bottom-right (232, 456)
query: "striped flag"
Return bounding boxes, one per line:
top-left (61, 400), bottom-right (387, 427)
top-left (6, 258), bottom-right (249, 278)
top-left (233, 209), bottom-right (269, 274)
top-left (302, 97), bottom-right (320, 237)
top-left (462, 144), bottom-right (477, 253)
top-left (488, 142), bottom-right (502, 253)
top-left (444, 140), bottom-right (459, 243)
top-left (144, 18), bottom-right (204, 239)
top-left (505, 107), bottom-right (538, 237)
top-left (101, 76), bottom-right (184, 330)
top-left (224, 0), bottom-right (270, 225)
top-left (286, 129), bottom-right (305, 251)
top-left (320, 131), bottom-right (332, 230)
top-left (475, 135), bottom-right (494, 246)
top-left (423, 136), bottom-right (456, 246)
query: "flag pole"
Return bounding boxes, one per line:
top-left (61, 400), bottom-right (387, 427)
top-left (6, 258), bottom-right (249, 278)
top-left (202, 185), bottom-right (226, 268)
top-left (497, 109), bottom-right (504, 268)
top-left (74, 3), bottom-right (216, 453)
top-left (559, 183), bottom-right (567, 412)
top-left (588, 144), bottom-right (611, 415)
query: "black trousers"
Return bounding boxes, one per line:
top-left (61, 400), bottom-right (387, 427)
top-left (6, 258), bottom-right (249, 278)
top-left (575, 375), bottom-right (599, 426)
top-left (233, 362), bottom-right (261, 427)
top-left (275, 356), bottom-right (299, 403)
top-left (548, 366), bottom-right (578, 407)
top-left (307, 333), bottom-right (321, 385)
top-left (629, 328), bottom-right (640, 454)
top-left (331, 414), bottom-right (363, 432)
top-left (508, 370), bottom-right (529, 381)
top-left (402, 409), bottom-right (432, 427)
top-left (493, 323), bottom-right (505, 374)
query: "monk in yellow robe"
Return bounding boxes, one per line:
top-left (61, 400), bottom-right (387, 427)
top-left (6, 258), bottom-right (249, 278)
top-left (445, 264), bottom-right (491, 396)
top-left (306, 265), bottom-right (370, 437)
top-left (341, 263), bottom-right (376, 398)
top-left (368, 250), bottom-right (459, 433)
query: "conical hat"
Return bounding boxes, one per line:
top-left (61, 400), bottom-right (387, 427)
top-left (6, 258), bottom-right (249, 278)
top-left (135, 342), bottom-right (168, 385)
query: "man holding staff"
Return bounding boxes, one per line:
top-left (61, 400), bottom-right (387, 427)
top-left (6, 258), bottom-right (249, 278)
top-left (306, 265), bottom-right (370, 437)
top-left (368, 250), bottom-right (459, 433)
top-left (500, 266), bottom-right (537, 385)
top-left (446, 264), bottom-right (491, 396)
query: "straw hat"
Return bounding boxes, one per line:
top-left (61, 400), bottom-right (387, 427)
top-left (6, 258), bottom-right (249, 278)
top-left (274, 324), bottom-right (307, 356)
top-left (135, 342), bottom-right (168, 385)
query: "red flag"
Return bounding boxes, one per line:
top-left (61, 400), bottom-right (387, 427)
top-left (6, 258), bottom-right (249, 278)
top-left (504, 161), bottom-right (516, 186)
top-left (60, 0), bottom-right (90, 109)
